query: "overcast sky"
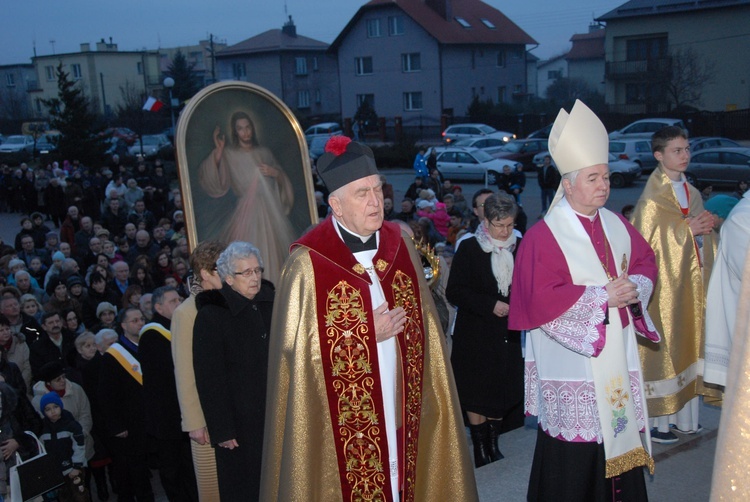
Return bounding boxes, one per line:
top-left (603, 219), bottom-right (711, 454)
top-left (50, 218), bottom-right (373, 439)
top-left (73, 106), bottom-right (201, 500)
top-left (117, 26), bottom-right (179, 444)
top-left (1, 0), bottom-right (624, 66)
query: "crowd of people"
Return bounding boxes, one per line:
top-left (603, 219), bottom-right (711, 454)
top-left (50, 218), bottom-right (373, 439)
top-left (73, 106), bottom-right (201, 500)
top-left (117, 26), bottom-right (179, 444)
top-left (0, 103), bottom-right (748, 501)
top-left (0, 155), bottom-right (193, 501)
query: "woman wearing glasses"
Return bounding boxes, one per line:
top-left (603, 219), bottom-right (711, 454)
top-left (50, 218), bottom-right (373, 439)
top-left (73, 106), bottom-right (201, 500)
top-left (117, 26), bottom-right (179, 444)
top-left (446, 193), bottom-right (525, 468)
top-left (193, 241), bottom-right (275, 501)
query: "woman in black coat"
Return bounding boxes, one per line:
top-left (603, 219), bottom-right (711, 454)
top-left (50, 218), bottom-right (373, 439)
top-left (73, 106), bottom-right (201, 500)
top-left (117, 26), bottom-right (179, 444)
top-left (446, 193), bottom-right (524, 468)
top-left (193, 241), bottom-right (274, 502)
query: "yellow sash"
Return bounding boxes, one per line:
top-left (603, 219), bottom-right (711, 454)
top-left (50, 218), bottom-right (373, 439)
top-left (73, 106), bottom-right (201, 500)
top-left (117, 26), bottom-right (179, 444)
top-left (106, 343), bottom-right (143, 385)
top-left (140, 322), bottom-right (171, 342)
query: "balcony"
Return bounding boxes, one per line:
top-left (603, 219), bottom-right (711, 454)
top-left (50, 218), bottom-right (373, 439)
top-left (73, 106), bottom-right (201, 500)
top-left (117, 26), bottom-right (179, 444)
top-left (605, 58), bottom-right (672, 80)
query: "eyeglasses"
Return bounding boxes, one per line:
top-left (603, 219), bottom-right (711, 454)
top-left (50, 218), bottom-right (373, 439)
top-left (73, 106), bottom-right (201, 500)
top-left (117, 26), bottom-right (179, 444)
top-left (488, 220), bottom-right (514, 230)
top-left (234, 267), bottom-right (263, 278)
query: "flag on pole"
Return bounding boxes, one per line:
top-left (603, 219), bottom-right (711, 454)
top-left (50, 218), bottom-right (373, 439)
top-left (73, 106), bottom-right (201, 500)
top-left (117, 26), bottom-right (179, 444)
top-left (142, 96), bottom-right (164, 112)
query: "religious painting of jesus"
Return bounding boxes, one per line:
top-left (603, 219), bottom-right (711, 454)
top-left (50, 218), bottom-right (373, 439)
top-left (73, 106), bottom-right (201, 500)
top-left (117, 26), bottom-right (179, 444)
top-left (175, 81), bottom-right (317, 286)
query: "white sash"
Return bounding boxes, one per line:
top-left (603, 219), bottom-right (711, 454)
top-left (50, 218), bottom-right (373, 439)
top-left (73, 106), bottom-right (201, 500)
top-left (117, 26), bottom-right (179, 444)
top-left (106, 342), bottom-right (143, 385)
top-left (546, 199), bottom-right (654, 477)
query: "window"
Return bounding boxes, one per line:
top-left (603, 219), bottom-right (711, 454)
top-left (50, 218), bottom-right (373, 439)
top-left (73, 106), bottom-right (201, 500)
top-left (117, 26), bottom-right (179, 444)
top-left (232, 62), bottom-right (246, 78)
top-left (189, 51), bottom-right (204, 65)
top-left (403, 92), bottom-right (423, 111)
top-left (355, 57), bottom-right (373, 76)
top-left (547, 70), bottom-right (562, 79)
top-left (6, 74), bottom-right (15, 87)
top-left (295, 57), bottom-right (308, 75)
top-left (298, 90), bottom-right (310, 109)
top-left (388, 16), bottom-right (404, 36)
top-left (627, 37), bottom-right (667, 61)
top-left (455, 17), bottom-right (471, 28)
top-left (312, 57), bottom-right (318, 71)
top-left (72, 64), bottom-right (82, 79)
top-left (401, 53), bottom-right (421, 72)
top-left (45, 66), bottom-right (55, 81)
top-left (315, 89), bottom-right (321, 104)
top-left (481, 18), bottom-right (496, 29)
top-left (496, 51), bottom-right (505, 67)
top-left (367, 19), bottom-right (381, 38)
top-left (357, 94), bottom-right (374, 107)
top-left (498, 86), bottom-right (506, 103)
top-left (136, 62), bottom-right (143, 75)
top-left (514, 85), bottom-right (523, 94)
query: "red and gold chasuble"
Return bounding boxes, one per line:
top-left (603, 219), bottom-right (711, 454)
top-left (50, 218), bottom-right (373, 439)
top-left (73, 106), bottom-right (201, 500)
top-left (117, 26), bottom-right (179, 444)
top-left (295, 218), bottom-right (426, 502)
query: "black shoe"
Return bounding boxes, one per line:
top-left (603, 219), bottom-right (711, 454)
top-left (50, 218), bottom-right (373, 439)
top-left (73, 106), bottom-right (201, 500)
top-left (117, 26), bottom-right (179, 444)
top-left (487, 419), bottom-right (505, 461)
top-left (469, 422), bottom-right (493, 468)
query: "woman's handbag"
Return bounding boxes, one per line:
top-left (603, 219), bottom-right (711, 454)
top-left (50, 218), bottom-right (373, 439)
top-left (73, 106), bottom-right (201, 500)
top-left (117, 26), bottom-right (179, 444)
top-left (9, 431), bottom-right (64, 502)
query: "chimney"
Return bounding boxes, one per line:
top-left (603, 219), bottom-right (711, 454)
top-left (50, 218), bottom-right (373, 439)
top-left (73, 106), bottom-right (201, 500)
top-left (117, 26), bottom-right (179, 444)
top-left (588, 22), bottom-right (603, 33)
top-left (80, 43), bottom-right (91, 52)
top-left (282, 15), bottom-right (297, 37)
top-left (425, 0), bottom-right (452, 20)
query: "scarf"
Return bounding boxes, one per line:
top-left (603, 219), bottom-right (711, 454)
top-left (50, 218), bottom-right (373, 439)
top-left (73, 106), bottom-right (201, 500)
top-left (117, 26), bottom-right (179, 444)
top-left (474, 221), bottom-right (516, 296)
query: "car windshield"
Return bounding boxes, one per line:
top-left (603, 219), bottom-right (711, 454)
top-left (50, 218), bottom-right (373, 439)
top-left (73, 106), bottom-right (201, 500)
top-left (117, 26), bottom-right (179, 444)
top-left (500, 142), bottom-right (523, 153)
top-left (478, 125), bottom-right (496, 135)
top-left (141, 136), bottom-right (164, 145)
top-left (473, 150), bottom-right (493, 162)
top-left (453, 139), bottom-right (475, 147)
top-left (7, 137), bottom-right (25, 145)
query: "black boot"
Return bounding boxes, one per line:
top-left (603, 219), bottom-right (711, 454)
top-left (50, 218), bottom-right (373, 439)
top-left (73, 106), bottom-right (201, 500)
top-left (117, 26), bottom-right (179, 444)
top-left (91, 466), bottom-right (109, 501)
top-left (487, 419), bottom-right (505, 461)
top-left (469, 422), bottom-right (492, 468)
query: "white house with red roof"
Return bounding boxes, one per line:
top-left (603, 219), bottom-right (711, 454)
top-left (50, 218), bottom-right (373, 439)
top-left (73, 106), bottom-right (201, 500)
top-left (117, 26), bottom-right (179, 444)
top-left (330, 0), bottom-right (536, 126)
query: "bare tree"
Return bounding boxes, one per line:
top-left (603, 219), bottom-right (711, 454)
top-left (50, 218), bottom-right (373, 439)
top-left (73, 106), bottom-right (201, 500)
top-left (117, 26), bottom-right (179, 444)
top-left (664, 47), bottom-right (716, 110)
top-left (0, 87), bottom-right (32, 120)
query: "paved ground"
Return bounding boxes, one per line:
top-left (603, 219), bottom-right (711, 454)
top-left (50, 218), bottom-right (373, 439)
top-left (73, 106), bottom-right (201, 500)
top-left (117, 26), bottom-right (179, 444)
top-left (0, 167), bottom-right (726, 501)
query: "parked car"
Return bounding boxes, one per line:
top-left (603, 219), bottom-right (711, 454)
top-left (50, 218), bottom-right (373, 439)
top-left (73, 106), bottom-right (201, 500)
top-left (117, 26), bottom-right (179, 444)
top-left (304, 122), bottom-right (342, 144)
top-left (607, 153), bottom-right (642, 188)
top-left (608, 118), bottom-right (687, 139)
top-left (492, 138), bottom-right (550, 168)
top-left (308, 136), bottom-right (329, 160)
top-left (685, 147), bottom-right (750, 188)
top-left (99, 127), bottom-right (139, 145)
top-left (530, 151), bottom-right (641, 188)
top-left (34, 134), bottom-right (59, 155)
top-left (128, 134), bottom-right (173, 159)
top-left (689, 136), bottom-right (740, 153)
top-left (427, 137), bottom-right (508, 157)
top-left (526, 123), bottom-right (553, 139)
top-left (435, 147), bottom-right (521, 184)
top-left (441, 123), bottom-right (515, 144)
top-left (0, 135), bottom-right (34, 162)
top-left (609, 139), bottom-right (658, 173)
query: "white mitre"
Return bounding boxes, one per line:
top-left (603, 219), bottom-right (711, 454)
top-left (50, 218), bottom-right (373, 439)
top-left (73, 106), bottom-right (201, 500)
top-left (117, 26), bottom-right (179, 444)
top-left (546, 99), bottom-right (610, 212)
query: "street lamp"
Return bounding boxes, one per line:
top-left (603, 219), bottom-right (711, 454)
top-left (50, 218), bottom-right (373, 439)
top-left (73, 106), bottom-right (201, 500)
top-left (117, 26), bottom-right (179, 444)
top-left (163, 77), bottom-right (176, 134)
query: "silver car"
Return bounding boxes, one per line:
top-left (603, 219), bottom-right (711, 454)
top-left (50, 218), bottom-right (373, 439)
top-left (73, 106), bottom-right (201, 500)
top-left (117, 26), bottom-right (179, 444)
top-left (609, 139), bottom-right (658, 173)
top-left (441, 123), bottom-right (515, 144)
top-left (436, 147), bottom-right (520, 185)
top-left (531, 151), bottom-right (641, 189)
top-left (686, 147), bottom-right (750, 188)
top-left (608, 118), bottom-right (686, 139)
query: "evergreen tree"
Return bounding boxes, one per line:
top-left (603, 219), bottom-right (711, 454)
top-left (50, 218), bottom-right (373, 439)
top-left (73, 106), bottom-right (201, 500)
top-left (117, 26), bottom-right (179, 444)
top-left (354, 100), bottom-right (378, 133)
top-left (163, 50), bottom-right (202, 105)
top-left (42, 63), bottom-right (106, 165)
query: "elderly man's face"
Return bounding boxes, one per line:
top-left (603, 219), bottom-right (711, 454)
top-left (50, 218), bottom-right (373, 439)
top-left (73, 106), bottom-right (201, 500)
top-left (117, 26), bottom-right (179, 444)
top-left (81, 217), bottom-right (93, 232)
top-left (59, 242), bottom-right (71, 257)
top-left (563, 164), bottom-right (610, 216)
top-left (125, 223), bottom-right (137, 239)
top-left (68, 206), bottom-right (78, 218)
top-left (15, 274), bottom-right (30, 290)
top-left (136, 231), bottom-right (150, 247)
top-left (0, 298), bottom-right (20, 319)
top-left (114, 263), bottom-right (129, 281)
top-left (330, 174), bottom-right (384, 237)
top-left (89, 238), bottom-right (102, 254)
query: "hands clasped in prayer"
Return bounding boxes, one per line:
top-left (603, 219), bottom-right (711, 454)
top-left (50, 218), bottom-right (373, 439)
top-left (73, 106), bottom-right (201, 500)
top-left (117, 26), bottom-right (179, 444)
top-left (374, 303), bottom-right (407, 342)
top-left (605, 273), bottom-right (639, 309)
top-left (686, 210), bottom-right (715, 236)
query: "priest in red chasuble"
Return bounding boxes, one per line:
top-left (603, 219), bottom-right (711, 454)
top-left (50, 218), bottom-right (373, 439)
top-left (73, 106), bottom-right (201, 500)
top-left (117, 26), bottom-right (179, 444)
top-left (260, 137), bottom-right (478, 502)
top-left (509, 100), bottom-right (659, 501)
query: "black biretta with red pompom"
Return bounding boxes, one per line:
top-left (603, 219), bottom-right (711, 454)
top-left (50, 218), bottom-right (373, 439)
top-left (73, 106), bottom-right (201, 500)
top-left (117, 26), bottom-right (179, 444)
top-left (316, 136), bottom-right (380, 193)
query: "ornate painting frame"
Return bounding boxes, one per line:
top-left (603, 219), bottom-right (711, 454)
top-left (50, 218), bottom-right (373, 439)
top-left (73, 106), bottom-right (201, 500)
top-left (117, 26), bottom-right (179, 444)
top-left (175, 81), bottom-right (317, 265)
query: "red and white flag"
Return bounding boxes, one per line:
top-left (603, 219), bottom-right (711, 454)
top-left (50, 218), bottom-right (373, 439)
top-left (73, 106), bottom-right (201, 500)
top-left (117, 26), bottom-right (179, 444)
top-left (142, 96), bottom-right (164, 112)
